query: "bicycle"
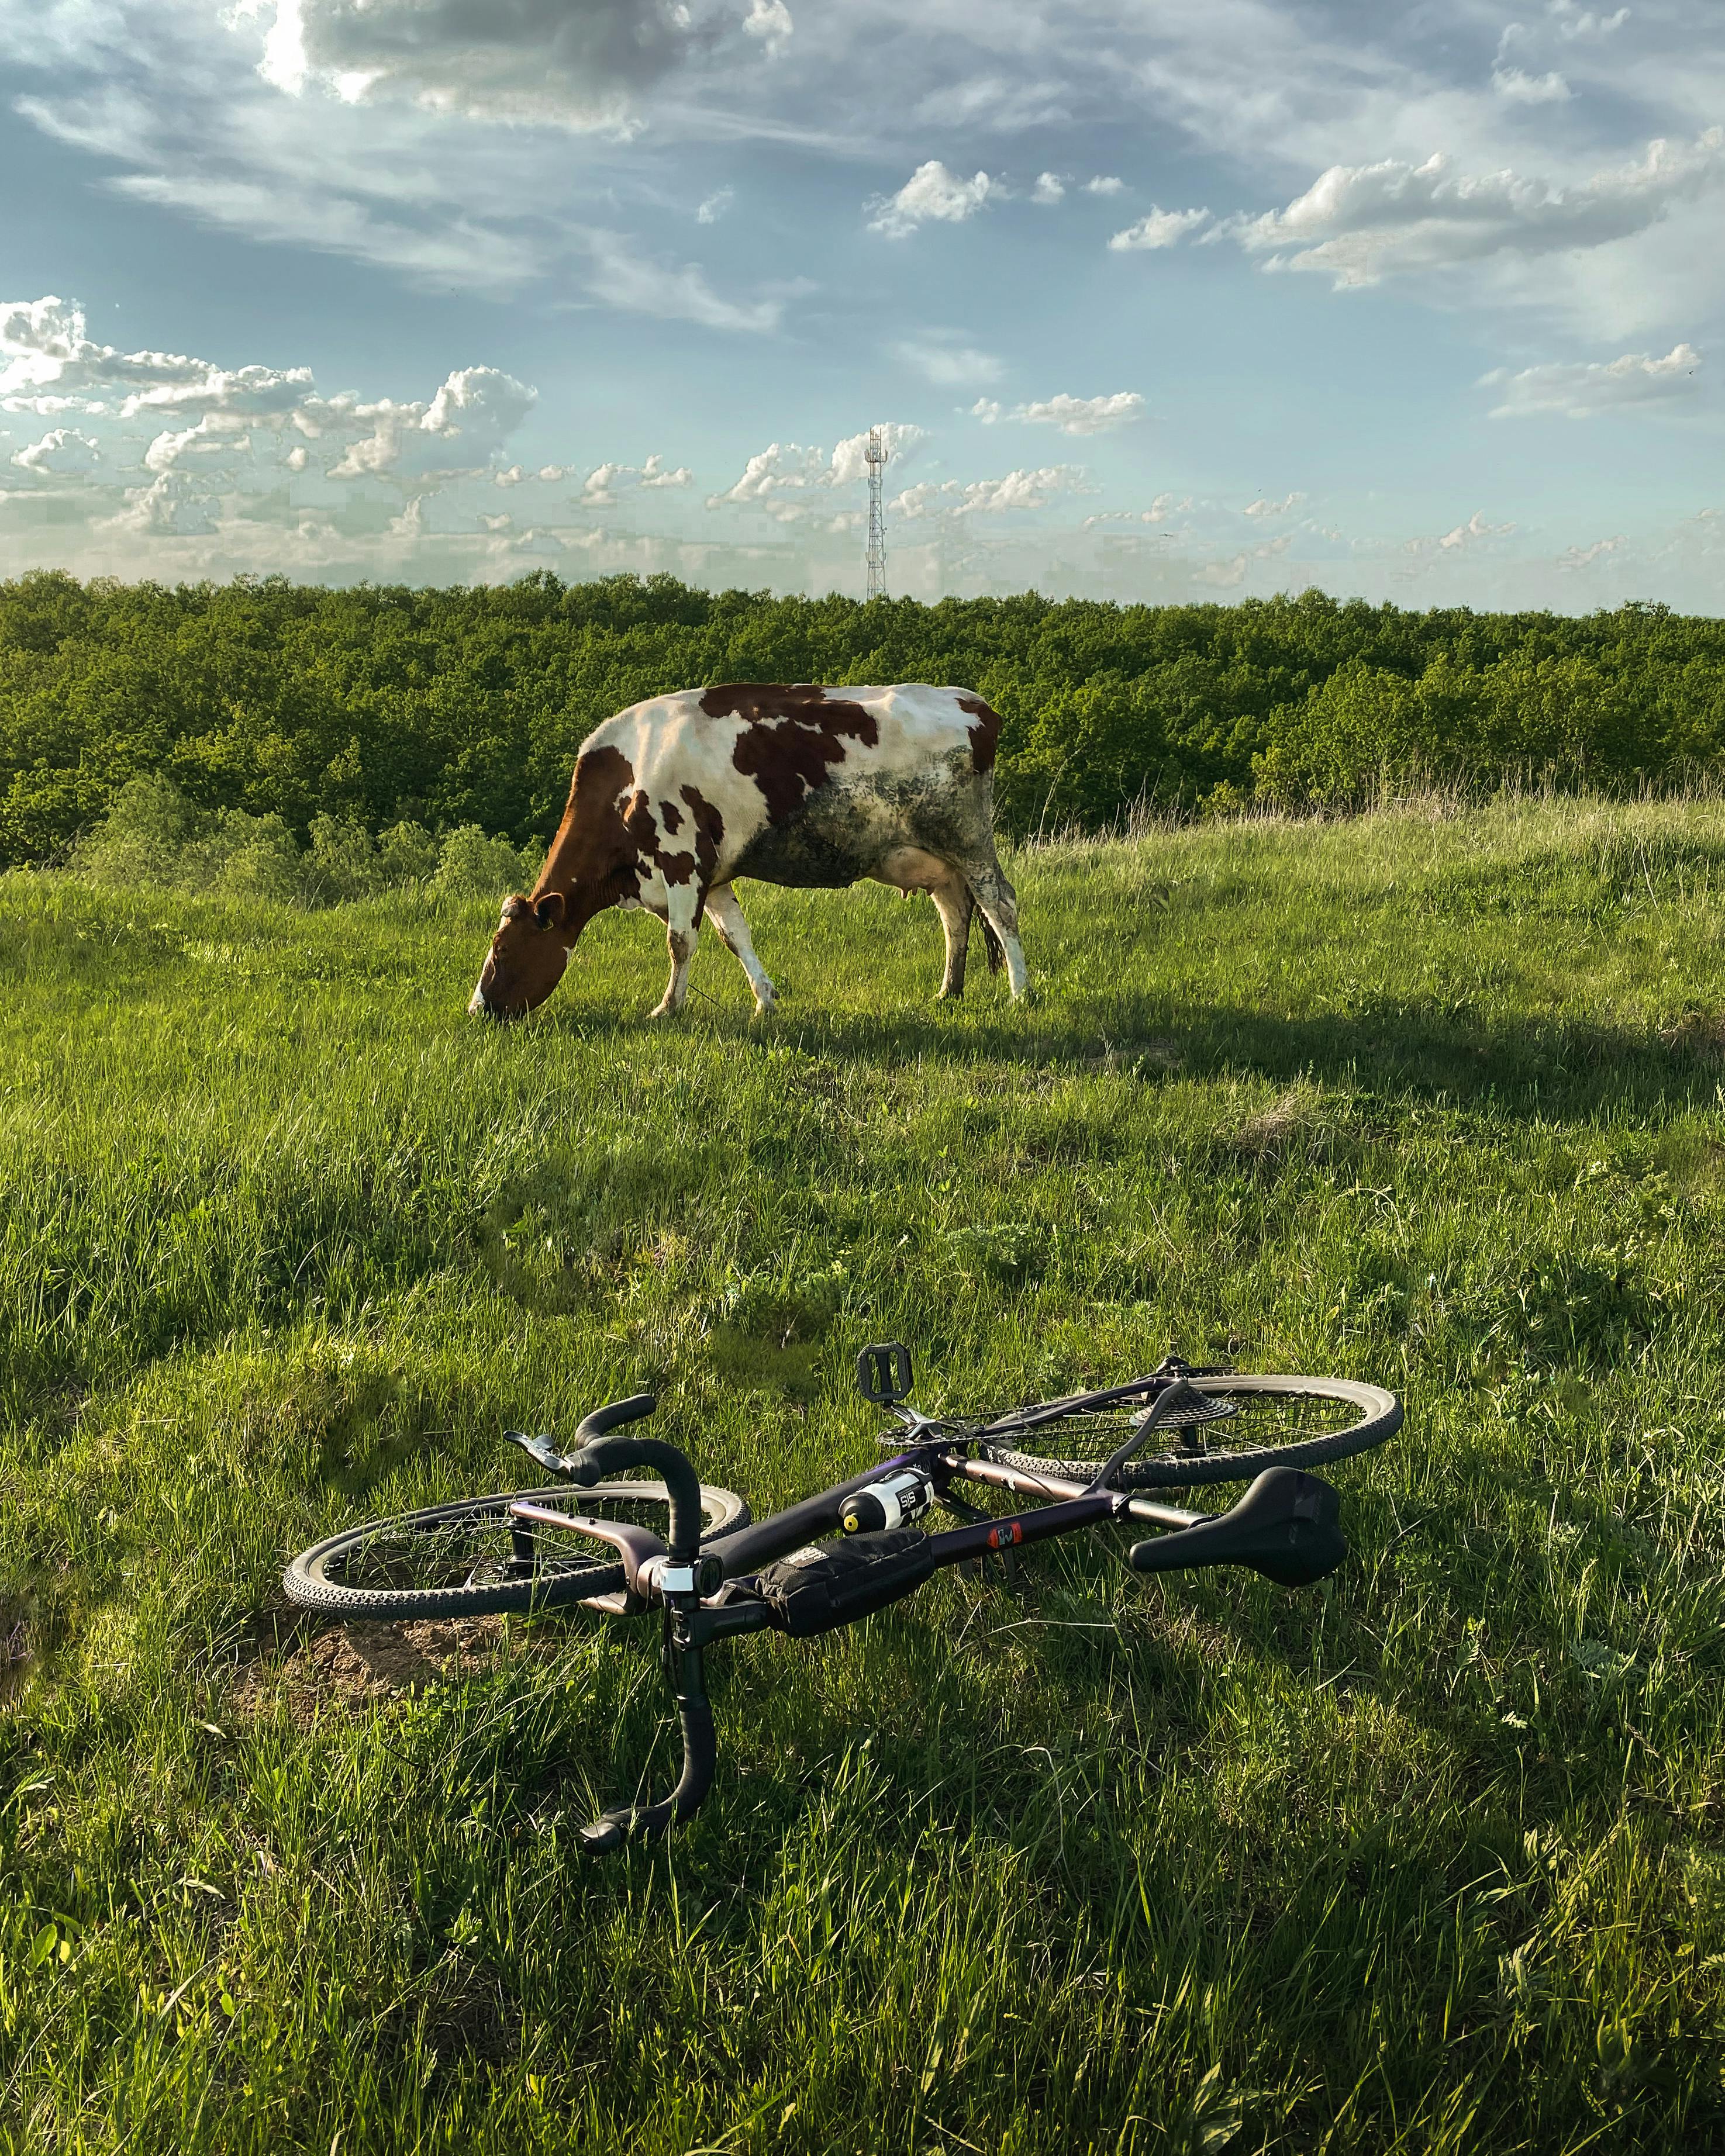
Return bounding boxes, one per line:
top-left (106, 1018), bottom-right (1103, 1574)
top-left (284, 1347), bottom-right (1402, 1852)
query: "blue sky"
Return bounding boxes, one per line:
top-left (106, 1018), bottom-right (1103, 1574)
top-left (1, 0), bottom-right (1719, 607)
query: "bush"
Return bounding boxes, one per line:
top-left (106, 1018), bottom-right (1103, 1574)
top-left (433, 825), bottom-right (529, 900)
top-left (66, 778), bottom-right (523, 908)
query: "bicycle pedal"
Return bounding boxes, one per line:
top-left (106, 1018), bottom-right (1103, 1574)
top-left (857, 1342), bottom-right (913, 1405)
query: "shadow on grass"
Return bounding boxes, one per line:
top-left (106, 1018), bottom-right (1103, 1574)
top-left (530, 987), bottom-right (1725, 1123)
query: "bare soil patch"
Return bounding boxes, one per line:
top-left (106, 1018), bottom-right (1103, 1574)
top-left (233, 1613), bottom-right (519, 1725)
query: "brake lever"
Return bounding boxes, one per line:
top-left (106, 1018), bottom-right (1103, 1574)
top-left (504, 1429), bottom-right (578, 1476)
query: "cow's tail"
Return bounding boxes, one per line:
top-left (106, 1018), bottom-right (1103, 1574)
top-left (978, 908), bottom-right (1005, 975)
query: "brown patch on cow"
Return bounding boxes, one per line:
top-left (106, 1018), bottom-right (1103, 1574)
top-left (955, 693), bottom-right (1001, 775)
top-left (680, 785), bottom-right (724, 884)
top-left (659, 797), bottom-right (684, 836)
top-left (537, 744), bottom-right (641, 916)
top-left (704, 683), bottom-right (879, 823)
top-left (472, 742), bottom-right (642, 1016)
top-left (621, 789), bottom-right (660, 854)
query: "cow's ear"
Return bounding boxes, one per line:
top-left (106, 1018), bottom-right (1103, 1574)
top-left (534, 890), bottom-right (567, 932)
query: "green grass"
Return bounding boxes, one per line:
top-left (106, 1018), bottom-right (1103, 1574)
top-left (3, 795), bottom-right (1725, 2154)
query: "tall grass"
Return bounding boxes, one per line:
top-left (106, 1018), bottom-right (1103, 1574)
top-left (2, 793), bottom-right (1724, 2152)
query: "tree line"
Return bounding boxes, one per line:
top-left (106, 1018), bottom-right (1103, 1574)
top-left (3, 566), bottom-right (1722, 871)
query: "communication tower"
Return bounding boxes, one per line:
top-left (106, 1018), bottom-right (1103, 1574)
top-left (864, 426), bottom-right (888, 601)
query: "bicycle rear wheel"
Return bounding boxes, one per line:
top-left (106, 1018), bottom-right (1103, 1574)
top-left (284, 1479), bottom-right (750, 1621)
top-left (974, 1374), bottom-right (1400, 1489)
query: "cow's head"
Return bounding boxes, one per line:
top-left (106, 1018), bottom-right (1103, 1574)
top-left (468, 891), bottom-right (572, 1020)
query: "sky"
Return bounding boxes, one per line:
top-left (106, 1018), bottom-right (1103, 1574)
top-left (0, 0), bottom-right (1720, 610)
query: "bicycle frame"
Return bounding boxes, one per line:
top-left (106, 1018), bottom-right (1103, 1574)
top-left (512, 1359), bottom-right (1351, 1853)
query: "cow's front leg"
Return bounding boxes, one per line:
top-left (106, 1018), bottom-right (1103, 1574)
top-left (704, 884), bottom-right (777, 1014)
top-left (648, 887), bottom-right (703, 1017)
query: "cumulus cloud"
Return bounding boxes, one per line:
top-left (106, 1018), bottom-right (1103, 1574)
top-left (1405, 510), bottom-right (1518, 556)
top-left (1108, 206), bottom-right (1211, 251)
top-left (891, 337), bottom-right (1004, 387)
top-left (1482, 341), bottom-right (1702, 417)
top-left (0, 293), bottom-right (315, 420)
top-left (706, 423), bottom-right (924, 514)
top-left (580, 453), bottom-right (692, 503)
top-left (867, 161), bottom-right (996, 239)
top-left (742, 0), bottom-right (792, 53)
top-left (1085, 176), bottom-right (1124, 196)
top-left (974, 391), bottom-right (1145, 436)
top-left (250, 0), bottom-right (786, 131)
top-left (696, 188), bottom-right (733, 224)
top-left (1231, 131), bottom-right (1725, 287)
top-left (10, 427), bottom-right (101, 476)
top-left (1032, 172), bottom-right (1065, 205)
top-left (891, 466), bottom-right (1088, 518)
top-left (318, 365), bottom-right (535, 481)
top-left (1244, 491), bottom-right (1305, 517)
top-left (1558, 534), bottom-right (1627, 567)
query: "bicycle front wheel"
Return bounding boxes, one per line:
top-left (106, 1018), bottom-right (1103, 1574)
top-left (284, 1478), bottom-right (751, 1621)
top-left (975, 1374), bottom-right (1401, 1489)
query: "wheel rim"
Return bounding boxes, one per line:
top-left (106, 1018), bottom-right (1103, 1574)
top-left (972, 1376), bottom-right (1400, 1486)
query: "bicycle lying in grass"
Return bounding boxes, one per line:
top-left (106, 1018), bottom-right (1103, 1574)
top-left (285, 1348), bottom-right (1402, 1852)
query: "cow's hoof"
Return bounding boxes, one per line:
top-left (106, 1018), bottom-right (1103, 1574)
top-left (751, 995), bottom-right (777, 1019)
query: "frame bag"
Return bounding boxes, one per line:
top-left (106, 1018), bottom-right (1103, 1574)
top-left (755, 1530), bottom-right (936, 1637)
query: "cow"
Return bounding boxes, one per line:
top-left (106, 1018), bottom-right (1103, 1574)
top-left (468, 682), bottom-right (1027, 1020)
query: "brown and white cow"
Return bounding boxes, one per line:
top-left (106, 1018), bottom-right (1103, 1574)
top-left (468, 682), bottom-right (1027, 1020)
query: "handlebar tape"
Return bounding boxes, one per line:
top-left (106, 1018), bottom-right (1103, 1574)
top-left (572, 1393), bottom-right (657, 1445)
top-left (567, 1431), bottom-right (705, 1561)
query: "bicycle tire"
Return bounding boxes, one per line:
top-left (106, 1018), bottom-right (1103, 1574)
top-left (284, 1479), bottom-right (751, 1621)
top-left (975, 1374), bottom-right (1401, 1489)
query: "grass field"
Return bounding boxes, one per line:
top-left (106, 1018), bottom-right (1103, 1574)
top-left (4, 795), bottom-right (1725, 2154)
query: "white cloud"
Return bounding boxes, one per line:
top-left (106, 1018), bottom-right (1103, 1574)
top-left (1557, 534), bottom-right (1627, 566)
top-left (1233, 131), bottom-right (1725, 287)
top-left (706, 423), bottom-right (924, 513)
top-left (891, 337), bottom-right (1004, 387)
top-left (1032, 172), bottom-right (1066, 205)
top-left (1482, 341), bottom-right (1702, 416)
top-left (581, 453), bottom-right (693, 503)
top-left (1194, 555), bottom-right (1247, 588)
top-left (696, 188), bottom-right (734, 224)
top-left (1548, 2), bottom-right (1630, 37)
top-left (0, 293), bottom-right (316, 420)
top-left (1244, 491), bottom-right (1306, 517)
top-left (742, 0), bottom-right (792, 54)
top-left (101, 471), bottom-right (221, 537)
top-left (142, 416), bottom-right (255, 474)
top-left (891, 466), bottom-right (1088, 518)
top-left (979, 391), bottom-right (1146, 436)
top-left (320, 365), bottom-right (535, 480)
top-left (10, 427), bottom-right (101, 476)
top-left (1405, 510), bottom-right (1519, 556)
top-left (867, 161), bottom-right (996, 240)
top-left (585, 232), bottom-right (782, 332)
top-left (1108, 206), bottom-right (1211, 251)
top-left (250, 0), bottom-right (784, 131)
top-left (1491, 67), bottom-right (1572, 103)
top-left (1085, 175), bottom-right (1124, 195)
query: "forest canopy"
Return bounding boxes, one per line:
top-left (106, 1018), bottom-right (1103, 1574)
top-left (3, 568), bottom-right (1723, 868)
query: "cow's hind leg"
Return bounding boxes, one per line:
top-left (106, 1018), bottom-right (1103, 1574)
top-left (871, 846), bottom-right (975, 1000)
top-left (648, 886), bottom-right (703, 1018)
top-left (704, 883), bottom-right (776, 1014)
top-left (958, 857), bottom-right (1029, 1001)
